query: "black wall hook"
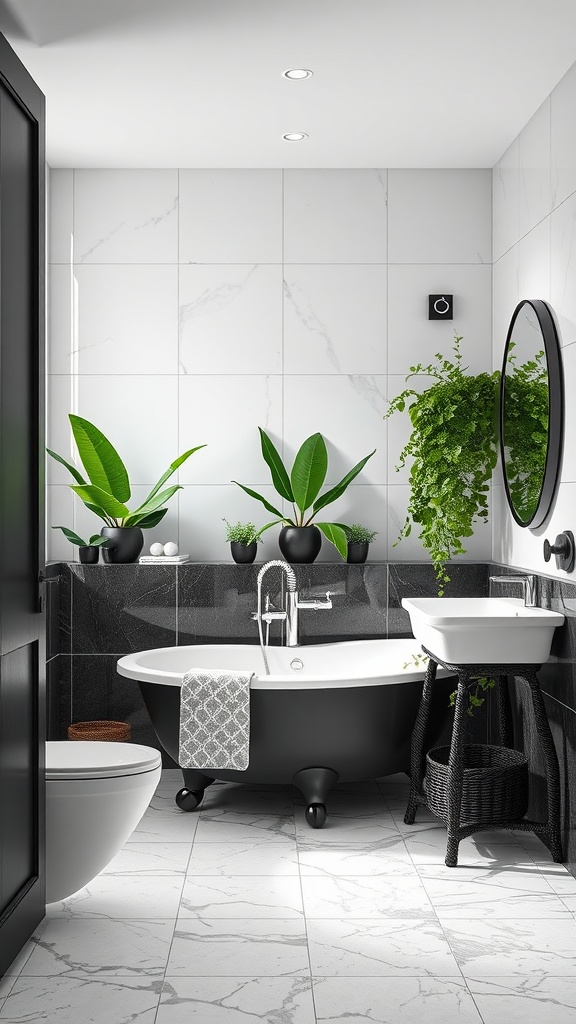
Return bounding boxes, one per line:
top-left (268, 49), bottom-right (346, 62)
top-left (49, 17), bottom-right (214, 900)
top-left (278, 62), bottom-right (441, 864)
top-left (543, 531), bottom-right (575, 572)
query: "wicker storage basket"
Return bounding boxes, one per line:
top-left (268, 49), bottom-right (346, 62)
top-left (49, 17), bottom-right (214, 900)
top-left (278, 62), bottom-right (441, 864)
top-left (68, 720), bottom-right (131, 742)
top-left (425, 743), bottom-right (529, 824)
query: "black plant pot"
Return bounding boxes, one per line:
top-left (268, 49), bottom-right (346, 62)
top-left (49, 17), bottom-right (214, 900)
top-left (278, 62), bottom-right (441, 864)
top-left (347, 541), bottom-right (370, 564)
top-left (230, 541), bottom-right (257, 564)
top-left (278, 525), bottom-right (322, 564)
top-left (100, 527), bottom-right (144, 564)
top-left (78, 546), bottom-right (100, 564)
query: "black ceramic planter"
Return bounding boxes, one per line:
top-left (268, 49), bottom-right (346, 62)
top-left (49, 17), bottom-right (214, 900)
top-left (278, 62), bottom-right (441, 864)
top-left (347, 542), bottom-right (369, 564)
top-left (101, 527), bottom-right (144, 564)
top-left (278, 525), bottom-right (322, 564)
top-left (230, 541), bottom-right (258, 564)
top-left (78, 546), bottom-right (99, 565)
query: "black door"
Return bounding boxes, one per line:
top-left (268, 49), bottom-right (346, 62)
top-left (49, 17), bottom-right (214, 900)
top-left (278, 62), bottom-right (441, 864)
top-left (0, 32), bottom-right (46, 976)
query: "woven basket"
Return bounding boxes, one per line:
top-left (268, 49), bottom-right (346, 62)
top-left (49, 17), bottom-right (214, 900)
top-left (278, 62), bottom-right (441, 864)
top-left (425, 743), bottom-right (529, 824)
top-left (68, 720), bottom-right (131, 742)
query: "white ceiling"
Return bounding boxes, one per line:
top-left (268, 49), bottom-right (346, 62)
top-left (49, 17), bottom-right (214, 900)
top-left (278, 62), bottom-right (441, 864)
top-left (2, 0), bottom-right (576, 169)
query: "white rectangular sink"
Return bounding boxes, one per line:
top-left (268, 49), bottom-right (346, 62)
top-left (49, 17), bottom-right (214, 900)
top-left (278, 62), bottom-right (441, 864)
top-left (401, 597), bottom-right (564, 665)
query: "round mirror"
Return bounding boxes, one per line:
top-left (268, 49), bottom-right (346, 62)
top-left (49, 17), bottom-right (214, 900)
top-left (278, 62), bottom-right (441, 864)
top-left (500, 299), bottom-right (563, 528)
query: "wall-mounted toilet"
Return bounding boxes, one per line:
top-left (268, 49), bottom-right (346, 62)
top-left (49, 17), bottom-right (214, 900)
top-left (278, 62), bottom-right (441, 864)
top-left (46, 740), bottom-right (162, 903)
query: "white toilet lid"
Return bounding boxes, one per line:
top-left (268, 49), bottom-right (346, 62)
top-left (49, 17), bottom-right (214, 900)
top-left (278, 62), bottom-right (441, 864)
top-left (46, 741), bottom-right (162, 780)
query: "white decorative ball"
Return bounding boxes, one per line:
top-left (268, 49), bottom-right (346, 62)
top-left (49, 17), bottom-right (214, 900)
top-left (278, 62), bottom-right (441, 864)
top-left (163, 541), bottom-right (179, 557)
top-left (149, 542), bottom-right (164, 556)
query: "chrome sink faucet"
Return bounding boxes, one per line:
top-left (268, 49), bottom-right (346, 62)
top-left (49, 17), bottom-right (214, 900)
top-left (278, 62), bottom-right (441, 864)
top-left (489, 573), bottom-right (537, 608)
top-left (254, 560), bottom-right (332, 647)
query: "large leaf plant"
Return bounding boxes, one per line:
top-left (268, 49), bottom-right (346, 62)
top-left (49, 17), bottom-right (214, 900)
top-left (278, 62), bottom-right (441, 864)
top-left (385, 333), bottom-right (500, 594)
top-left (48, 415), bottom-right (205, 529)
top-left (233, 429), bottom-right (376, 559)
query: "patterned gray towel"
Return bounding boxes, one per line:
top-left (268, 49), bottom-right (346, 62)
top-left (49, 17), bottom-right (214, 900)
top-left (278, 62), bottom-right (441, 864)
top-left (179, 668), bottom-right (253, 770)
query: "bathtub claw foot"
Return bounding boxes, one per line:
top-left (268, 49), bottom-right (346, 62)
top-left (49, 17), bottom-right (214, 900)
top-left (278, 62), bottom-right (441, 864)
top-left (305, 803), bottom-right (327, 829)
top-left (292, 766), bottom-right (338, 828)
top-left (175, 788), bottom-right (205, 811)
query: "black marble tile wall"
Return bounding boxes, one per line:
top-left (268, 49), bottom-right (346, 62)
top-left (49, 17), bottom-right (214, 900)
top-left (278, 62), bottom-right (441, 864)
top-left (388, 562), bottom-right (490, 637)
top-left (69, 563), bottom-right (177, 654)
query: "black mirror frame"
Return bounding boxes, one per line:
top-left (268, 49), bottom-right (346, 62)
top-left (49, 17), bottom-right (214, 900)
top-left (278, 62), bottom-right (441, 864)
top-left (500, 298), bottom-right (564, 529)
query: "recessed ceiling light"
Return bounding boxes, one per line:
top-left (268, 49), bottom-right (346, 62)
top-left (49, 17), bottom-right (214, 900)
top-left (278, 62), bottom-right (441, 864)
top-left (283, 68), bottom-right (313, 80)
top-left (282, 132), bottom-right (309, 141)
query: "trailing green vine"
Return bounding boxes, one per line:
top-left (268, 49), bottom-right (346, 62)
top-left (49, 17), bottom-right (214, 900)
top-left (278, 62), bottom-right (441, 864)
top-left (403, 653), bottom-right (496, 717)
top-left (501, 343), bottom-right (548, 523)
top-left (385, 333), bottom-right (500, 594)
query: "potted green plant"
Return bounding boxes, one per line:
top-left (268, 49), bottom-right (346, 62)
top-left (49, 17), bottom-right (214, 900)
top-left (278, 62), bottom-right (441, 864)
top-left (51, 526), bottom-right (110, 564)
top-left (344, 524), bottom-right (378, 564)
top-left (48, 415), bottom-right (205, 563)
top-left (223, 520), bottom-right (265, 564)
top-left (385, 333), bottom-right (500, 593)
top-left (233, 429), bottom-right (376, 562)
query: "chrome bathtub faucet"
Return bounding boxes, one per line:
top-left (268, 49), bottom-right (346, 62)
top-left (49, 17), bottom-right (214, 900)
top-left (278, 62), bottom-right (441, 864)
top-left (253, 559), bottom-right (333, 647)
top-left (489, 573), bottom-right (537, 608)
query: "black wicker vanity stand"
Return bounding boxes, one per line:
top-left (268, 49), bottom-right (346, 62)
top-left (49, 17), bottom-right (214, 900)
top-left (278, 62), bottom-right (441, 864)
top-left (404, 647), bottom-right (564, 866)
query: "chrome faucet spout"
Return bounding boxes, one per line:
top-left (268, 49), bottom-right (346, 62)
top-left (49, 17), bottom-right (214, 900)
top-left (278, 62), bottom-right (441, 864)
top-left (254, 561), bottom-right (333, 648)
top-left (489, 573), bottom-right (537, 608)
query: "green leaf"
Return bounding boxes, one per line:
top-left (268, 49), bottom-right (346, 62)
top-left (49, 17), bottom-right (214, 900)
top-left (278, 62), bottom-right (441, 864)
top-left (312, 449), bottom-right (376, 515)
top-left (46, 449), bottom-right (86, 486)
top-left (231, 482), bottom-right (287, 521)
top-left (88, 535), bottom-right (112, 547)
top-left (259, 428), bottom-right (294, 501)
top-left (126, 507), bottom-right (168, 530)
top-left (51, 526), bottom-right (89, 547)
top-left (252, 519), bottom-right (284, 540)
top-left (123, 485), bottom-right (181, 525)
top-left (316, 522), bottom-right (349, 560)
top-left (71, 484), bottom-right (130, 520)
top-left (139, 445), bottom-right (206, 508)
top-left (69, 415), bottom-right (131, 502)
top-left (291, 433), bottom-right (328, 514)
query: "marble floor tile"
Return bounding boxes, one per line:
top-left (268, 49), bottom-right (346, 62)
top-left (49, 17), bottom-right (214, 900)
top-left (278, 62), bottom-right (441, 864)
top-left (301, 874), bottom-right (436, 918)
top-left (178, 875), bottom-right (304, 918)
top-left (312, 976), bottom-right (483, 1023)
top-left (468, 976), bottom-right (576, 1024)
top-left (0, 974), bottom-right (16, 1010)
top-left (294, 808), bottom-right (400, 845)
top-left (421, 869), bottom-right (571, 919)
top-left (157, 976), bottom-right (315, 1023)
top-left (385, 797), bottom-right (438, 822)
top-left (297, 839), bottom-right (417, 877)
top-left (307, 919), bottom-right (461, 977)
top-left (46, 874), bottom-right (185, 919)
top-left (194, 812), bottom-right (296, 843)
top-left (101, 842), bottom-right (192, 874)
top-left (443, 918), bottom-right (576, 977)
top-left (405, 832), bottom-right (538, 869)
top-left (200, 787), bottom-right (295, 816)
top-left (20, 917), bottom-right (176, 977)
top-left (1, 925), bottom-right (47, 976)
top-left (130, 807), bottom-right (200, 842)
top-left (533, 864), bottom-right (576, 893)
top-left (0, 975), bottom-right (162, 1024)
top-left (187, 840), bottom-right (300, 876)
top-left (166, 919), bottom-right (309, 976)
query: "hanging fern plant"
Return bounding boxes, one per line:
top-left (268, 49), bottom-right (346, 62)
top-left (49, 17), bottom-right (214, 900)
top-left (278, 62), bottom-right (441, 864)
top-left (385, 333), bottom-right (500, 594)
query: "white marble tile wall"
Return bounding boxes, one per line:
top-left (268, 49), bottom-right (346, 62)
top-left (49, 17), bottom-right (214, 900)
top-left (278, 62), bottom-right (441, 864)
top-left (47, 168), bottom-right (492, 563)
top-left (492, 58), bottom-right (576, 578)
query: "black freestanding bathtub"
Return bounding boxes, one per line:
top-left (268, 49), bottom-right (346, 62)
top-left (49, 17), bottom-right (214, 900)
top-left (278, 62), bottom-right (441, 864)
top-left (117, 638), bottom-right (453, 827)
